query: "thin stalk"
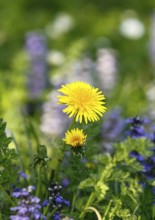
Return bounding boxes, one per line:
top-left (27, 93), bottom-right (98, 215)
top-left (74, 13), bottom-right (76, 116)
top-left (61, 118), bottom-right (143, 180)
top-left (28, 120), bottom-right (40, 145)
top-left (11, 133), bottom-right (29, 186)
top-left (28, 140), bottom-right (37, 185)
top-left (36, 166), bottom-right (42, 198)
top-left (71, 191), bottom-right (79, 213)
top-left (102, 200), bottom-right (113, 220)
top-left (11, 133), bottom-right (25, 173)
top-left (54, 117), bottom-right (76, 180)
top-left (79, 192), bottom-right (95, 219)
top-left (23, 122), bottom-right (36, 185)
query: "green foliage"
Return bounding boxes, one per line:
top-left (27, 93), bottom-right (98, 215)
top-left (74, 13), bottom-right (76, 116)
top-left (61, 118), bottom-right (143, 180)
top-left (1, 114), bottom-right (155, 219)
top-left (0, 118), bottom-right (17, 187)
top-left (0, 119), bottom-right (18, 218)
top-left (75, 138), bottom-right (155, 219)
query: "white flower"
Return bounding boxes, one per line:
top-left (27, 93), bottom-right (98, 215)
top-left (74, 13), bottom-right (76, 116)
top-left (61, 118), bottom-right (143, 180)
top-left (120, 17), bottom-right (145, 39)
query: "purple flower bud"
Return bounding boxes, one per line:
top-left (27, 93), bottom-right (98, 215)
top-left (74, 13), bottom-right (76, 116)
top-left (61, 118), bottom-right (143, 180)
top-left (55, 195), bottom-right (63, 204)
top-left (18, 172), bottom-right (28, 179)
top-left (42, 200), bottom-right (49, 206)
top-left (63, 200), bottom-right (70, 206)
top-left (53, 212), bottom-right (62, 220)
top-left (61, 178), bottom-right (70, 188)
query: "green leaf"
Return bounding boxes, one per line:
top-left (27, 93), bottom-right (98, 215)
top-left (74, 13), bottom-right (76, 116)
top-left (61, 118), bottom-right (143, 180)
top-left (0, 119), bottom-right (17, 187)
top-left (78, 177), bottom-right (95, 189)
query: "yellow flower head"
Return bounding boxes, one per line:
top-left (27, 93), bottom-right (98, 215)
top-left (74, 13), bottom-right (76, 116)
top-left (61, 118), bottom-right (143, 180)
top-left (57, 81), bottom-right (107, 124)
top-left (63, 128), bottom-right (87, 148)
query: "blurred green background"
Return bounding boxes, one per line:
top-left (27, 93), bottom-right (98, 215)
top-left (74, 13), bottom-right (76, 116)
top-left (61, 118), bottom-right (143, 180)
top-left (1, 0), bottom-right (155, 138)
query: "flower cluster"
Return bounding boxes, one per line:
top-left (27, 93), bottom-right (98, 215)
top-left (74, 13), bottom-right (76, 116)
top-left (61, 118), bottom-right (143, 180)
top-left (125, 115), bottom-right (155, 144)
top-left (46, 182), bottom-right (70, 220)
top-left (57, 81), bottom-right (107, 155)
top-left (10, 185), bottom-right (46, 220)
top-left (127, 116), bottom-right (155, 180)
top-left (125, 116), bottom-right (148, 138)
top-left (40, 90), bottom-right (70, 136)
top-left (130, 148), bottom-right (155, 180)
top-left (101, 107), bottom-right (126, 152)
top-left (25, 31), bottom-right (48, 99)
top-left (96, 48), bottom-right (118, 93)
top-left (25, 31), bottom-right (48, 115)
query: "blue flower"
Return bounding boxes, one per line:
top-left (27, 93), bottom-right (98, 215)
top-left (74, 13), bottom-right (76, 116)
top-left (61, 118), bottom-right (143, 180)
top-left (55, 195), bottom-right (64, 204)
top-left (42, 200), bottom-right (49, 207)
top-left (25, 31), bottom-right (49, 115)
top-left (18, 172), bottom-right (28, 179)
top-left (10, 216), bottom-right (29, 220)
top-left (63, 200), bottom-right (70, 206)
top-left (61, 178), bottom-right (70, 188)
top-left (47, 182), bottom-right (70, 219)
top-left (53, 212), bottom-right (62, 220)
top-left (129, 151), bottom-right (145, 162)
top-left (10, 185), bottom-right (46, 220)
top-left (12, 189), bottom-right (29, 198)
top-left (125, 116), bottom-right (148, 138)
top-left (149, 133), bottom-right (155, 144)
top-left (101, 107), bottom-right (126, 142)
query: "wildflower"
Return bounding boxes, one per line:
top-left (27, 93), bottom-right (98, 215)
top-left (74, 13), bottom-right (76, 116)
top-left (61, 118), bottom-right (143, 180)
top-left (63, 128), bottom-right (87, 148)
top-left (149, 132), bottom-right (155, 144)
top-left (40, 90), bottom-right (69, 136)
top-left (61, 178), bottom-right (70, 188)
top-left (57, 81), bottom-right (106, 124)
top-left (10, 186), bottom-right (46, 220)
top-left (125, 116), bottom-right (148, 138)
top-left (53, 211), bottom-right (62, 220)
top-left (96, 48), bottom-right (118, 92)
top-left (25, 31), bottom-right (48, 115)
top-left (47, 182), bottom-right (70, 220)
top-left (129, 150), bottom-right (145, 162)
top-left (129, 150), bottom-right (155, 180)
top-left (101, 107), bottom-right (125, 143)
top-left (18, 172), bottom-right (28, 179)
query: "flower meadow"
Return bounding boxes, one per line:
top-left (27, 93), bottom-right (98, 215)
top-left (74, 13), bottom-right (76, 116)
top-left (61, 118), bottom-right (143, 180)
top-left (1, 80), bottom-right (155, 220)
top-left (2, 0), bottom-right (155, 219)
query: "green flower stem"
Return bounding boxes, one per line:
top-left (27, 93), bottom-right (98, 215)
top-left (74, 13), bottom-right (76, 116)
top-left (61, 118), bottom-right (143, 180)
top-left (79, 192), bottom-right (95, 219)
top-left (12, 133), bottom-right (25, 174)
top-left (102, 200), bottom-right (113, 220)
top-left (36, 166), bottom-right (42, 198)
top-left (54, 117), bottom-right (76, 180)
top-left (152, 204), bottom-right (155, 220)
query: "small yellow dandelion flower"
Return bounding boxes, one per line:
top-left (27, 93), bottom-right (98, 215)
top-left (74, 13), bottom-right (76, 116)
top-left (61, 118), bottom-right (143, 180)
top-left (63, 128), bottom-right (87, 148)
top-left (57, 81), bottom-right (107, 124)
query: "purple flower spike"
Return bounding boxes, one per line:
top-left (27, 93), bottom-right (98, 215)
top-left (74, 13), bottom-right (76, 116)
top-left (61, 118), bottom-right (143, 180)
top-left (125, 116), bottom-right (148, 139)
top-left (10, 185), bottom-right (46, 220)
top-left (47, 182), bottom-right (70, 219)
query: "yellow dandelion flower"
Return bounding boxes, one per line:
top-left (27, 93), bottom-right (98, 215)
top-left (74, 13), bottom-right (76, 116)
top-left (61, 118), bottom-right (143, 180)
top-left (57, 81), bottom-right (107, 124)
top-left (63, 128), bottom-right (87, 148)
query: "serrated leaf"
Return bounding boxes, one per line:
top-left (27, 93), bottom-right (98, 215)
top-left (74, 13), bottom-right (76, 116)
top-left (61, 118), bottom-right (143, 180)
top-left (0, 118), bottom-right (17, 187)
top-left (78, 177), bottom-right (94, 189)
